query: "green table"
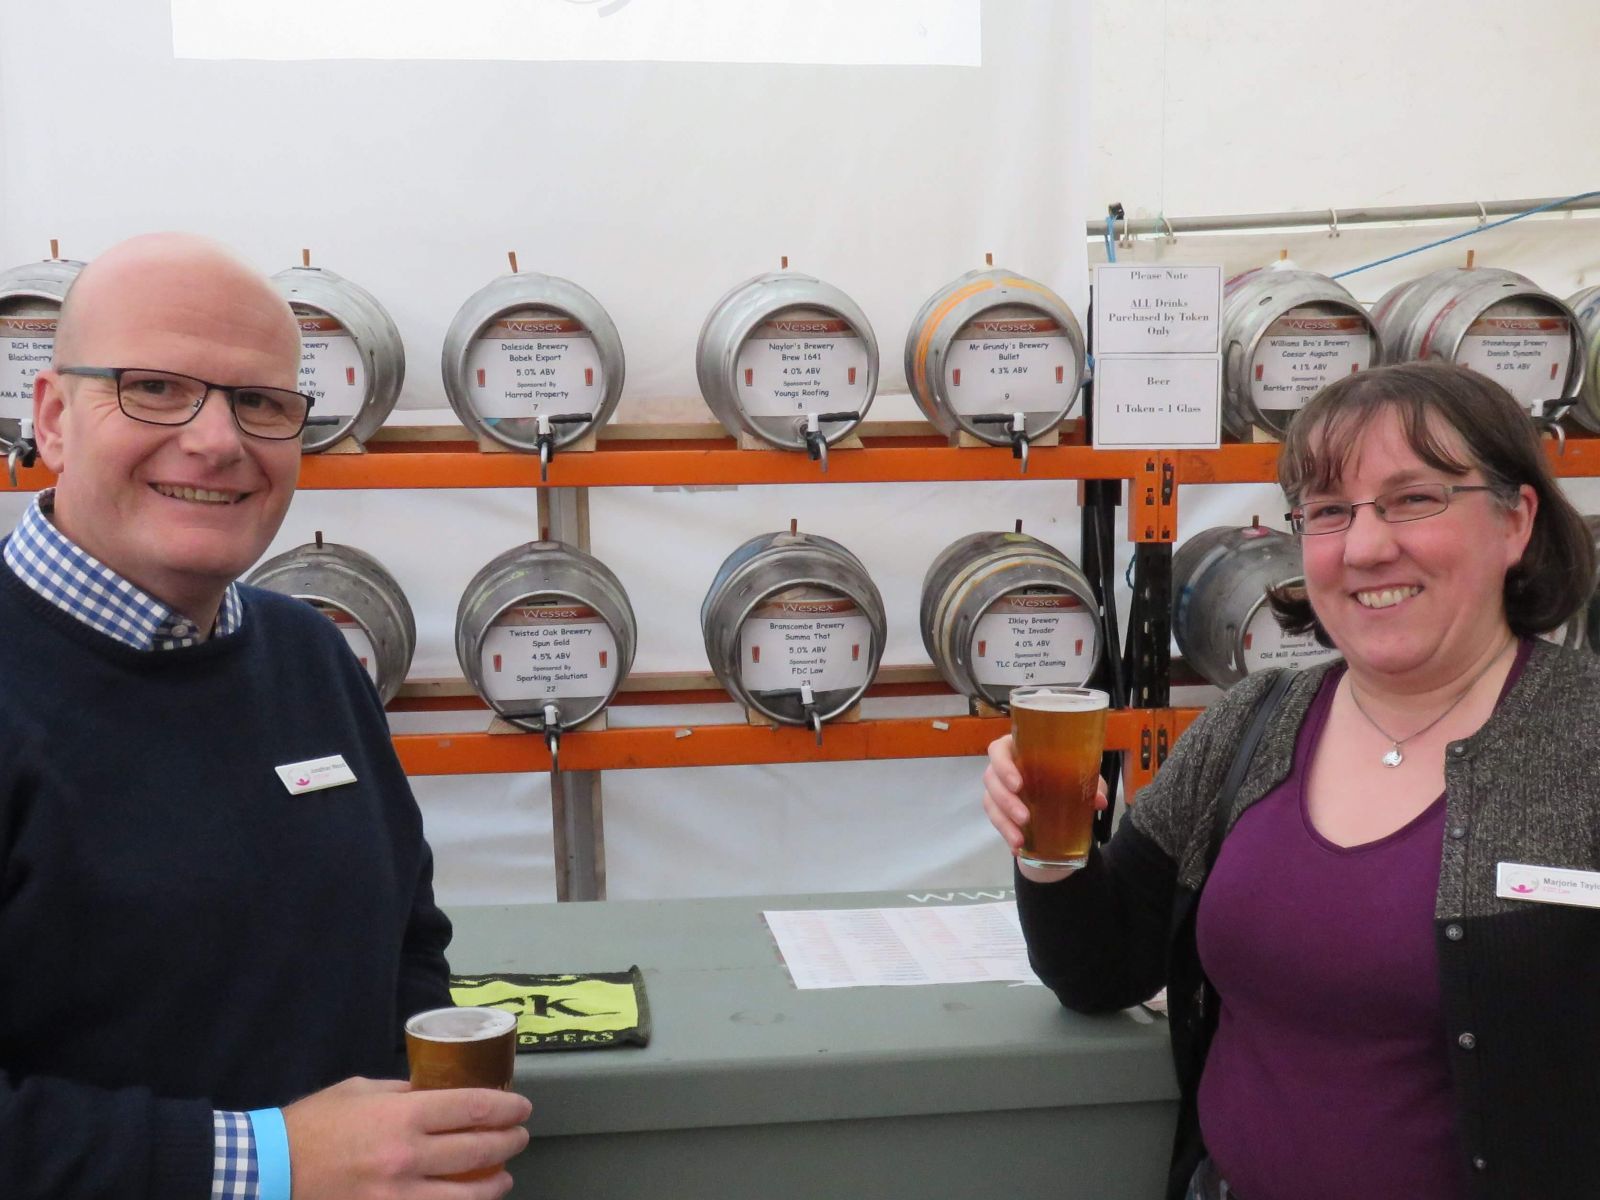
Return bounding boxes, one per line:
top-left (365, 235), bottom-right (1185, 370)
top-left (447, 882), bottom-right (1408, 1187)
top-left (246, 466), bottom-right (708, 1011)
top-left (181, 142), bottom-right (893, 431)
top-left (447, 889), bottom-right (1178, 1199)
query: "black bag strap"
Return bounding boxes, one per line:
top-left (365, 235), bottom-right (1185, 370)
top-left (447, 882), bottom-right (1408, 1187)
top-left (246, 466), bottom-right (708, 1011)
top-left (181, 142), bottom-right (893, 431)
top-left (1205, 668), bottom-right (1297, 870)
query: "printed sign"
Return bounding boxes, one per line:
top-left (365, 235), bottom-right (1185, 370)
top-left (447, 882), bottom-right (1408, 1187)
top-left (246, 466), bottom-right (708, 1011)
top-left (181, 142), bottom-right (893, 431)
top-left (735, 308), bottom-right (870, 419)
top-left (943, 309), bottom-right (1077, 417)
top-left (1241, 604), bottom-right (1341, 673)
top-left (739, 593), bottom-right (873, 692)
top-left (294, 311), bottom-right (365, 419)
top-left (312, 602), bottom-right (378, 685)
top-left (0, 314), bottom-right (57, 420)
top-left (1454, 315), bottom-right (1572, 411)
top-left (1092, 264), bottom-right (1223, 449)
top-left (466, 309), bottom-right (604, 420)
top-left (1094, 265), bottom-right (1223, 356)
top-left (971, 592), bottom-right (1098, 686)
top-left (1092, 355), bottom-right (1222, 448)
top-left (480, 602), bottom-right (619, 703)
top-left (1250, 315), bottom-right (1371, 411)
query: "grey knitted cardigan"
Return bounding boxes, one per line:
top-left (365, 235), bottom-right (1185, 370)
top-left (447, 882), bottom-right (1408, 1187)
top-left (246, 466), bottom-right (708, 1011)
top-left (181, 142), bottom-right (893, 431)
top-left (1016, 639), bottom-right (1600, 1200)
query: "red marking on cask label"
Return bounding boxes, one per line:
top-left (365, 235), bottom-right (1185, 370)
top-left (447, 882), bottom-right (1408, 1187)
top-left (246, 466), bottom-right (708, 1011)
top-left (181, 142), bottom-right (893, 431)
top-left (1075, 639), bottom-right (1083, 655)
top-left (345, 366), bottom-right (356, 386)
top-left (1056, 365), bottom-right (1065, 383)
top-left (585, 367), bottom-right (595, 387)
top-left (599, 650), bottom-right (608, 668)
top-left (477, 368), bottom-right (487, 387)
top-left (952, 368), bottom-right (962, 387)
top-left (1255, 364), bottom-right (1264, 382)
top-left (493, 654), bottom-right (503, 672)
top-left (1243, 633), bottom-right (1253, 650)
top-left (744, 367), bottom-right (754, 387)
top-left (977, 639), bottom-right (987, 657)
top-left (1552, 362), bottom-right (1561, 380)
top-left (848, 366), bottom-right (857, 384)
top-left (851, 643), bottom-right (860, 661)
top-left (752, 645), bottom-right (761, 663)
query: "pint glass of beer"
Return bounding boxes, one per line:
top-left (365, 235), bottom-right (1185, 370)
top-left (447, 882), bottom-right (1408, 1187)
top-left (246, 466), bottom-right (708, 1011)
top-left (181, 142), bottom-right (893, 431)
top-left (405, 1006), bottom-right (519, 1180)
top-left (1008, 685), bottom-right (1109, 870)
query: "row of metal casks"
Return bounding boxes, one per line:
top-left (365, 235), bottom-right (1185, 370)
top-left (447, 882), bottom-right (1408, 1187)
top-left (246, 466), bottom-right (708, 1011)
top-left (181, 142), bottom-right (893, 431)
top-left (249, 514), bottom-right (1600, 728)
top-left (247, 528), bottom-right (1107, 732)
top-left (0, 257), bottom-right (1087, 458)
top-left (9, 255), bottom-right (1595, 460)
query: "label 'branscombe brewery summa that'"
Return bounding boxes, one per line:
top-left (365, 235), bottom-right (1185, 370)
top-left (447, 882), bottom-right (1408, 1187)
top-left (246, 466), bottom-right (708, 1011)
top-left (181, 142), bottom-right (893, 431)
top-left (735, 308), bottom-right (870, 419)
top-left (479, 602), bottom-right (619, 703)
top-left (465, 308), bottom-right (604, 420)
top-left (293, 312), bottom-right (366, 419)
top-left (739, 592), bottom-right (873, 692)
top-left (972, 592), bottom-right (1099, 687)
top-left (942, 307), bottom-right (1078, 416)
top-left (1450, 314), bottom-right (1573, 409)
top-left (1250, 314), bottom-right (1371, 412)
top-left (0, 315), bottom-right (57, 420)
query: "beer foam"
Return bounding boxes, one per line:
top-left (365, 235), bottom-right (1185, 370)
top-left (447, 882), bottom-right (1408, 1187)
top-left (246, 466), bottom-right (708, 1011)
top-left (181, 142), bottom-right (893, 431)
top-left (1008, 686), bottom-right (1109, 713)
top-left (405, 1006), bottom-right (517, 1041)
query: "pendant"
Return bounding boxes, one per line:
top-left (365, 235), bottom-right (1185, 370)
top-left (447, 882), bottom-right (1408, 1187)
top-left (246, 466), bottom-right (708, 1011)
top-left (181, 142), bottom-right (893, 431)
top-left (1382, 746), bottom-right (1404, 768)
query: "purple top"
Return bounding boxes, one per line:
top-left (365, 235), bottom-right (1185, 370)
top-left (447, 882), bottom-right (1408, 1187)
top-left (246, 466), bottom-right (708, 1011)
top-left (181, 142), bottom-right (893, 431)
top-left (1196, 645), bottom-right (1529, 1198)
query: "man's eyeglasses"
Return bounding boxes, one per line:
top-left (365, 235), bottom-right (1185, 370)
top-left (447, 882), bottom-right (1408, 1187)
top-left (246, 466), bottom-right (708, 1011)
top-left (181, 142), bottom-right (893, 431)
top-left (58, 367), bottom-right (316, 441)
top-left (1286, 483), bottom-right (1503, 536)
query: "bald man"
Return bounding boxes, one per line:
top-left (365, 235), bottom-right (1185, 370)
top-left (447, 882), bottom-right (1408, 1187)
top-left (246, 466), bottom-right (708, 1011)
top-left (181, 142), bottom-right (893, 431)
top-left (0, 235), bottom-right (529, 1200)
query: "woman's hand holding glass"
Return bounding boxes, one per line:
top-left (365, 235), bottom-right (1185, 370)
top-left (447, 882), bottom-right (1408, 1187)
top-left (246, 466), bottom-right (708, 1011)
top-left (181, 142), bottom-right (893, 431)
top-left (982, 733), bottom-right (1109, 884)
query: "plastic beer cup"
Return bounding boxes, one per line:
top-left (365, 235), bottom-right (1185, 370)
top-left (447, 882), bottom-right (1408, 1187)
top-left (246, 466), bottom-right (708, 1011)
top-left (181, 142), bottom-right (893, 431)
top-left (404, 1006), bottom-right (518, 1180)
top-left (1008, 685), bottom-right (1110, 869)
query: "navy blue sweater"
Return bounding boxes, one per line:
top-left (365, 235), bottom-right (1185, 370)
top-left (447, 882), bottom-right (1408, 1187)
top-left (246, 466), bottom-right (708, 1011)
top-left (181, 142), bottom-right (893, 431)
top-left (0, 564), bottom-right (452, 1199)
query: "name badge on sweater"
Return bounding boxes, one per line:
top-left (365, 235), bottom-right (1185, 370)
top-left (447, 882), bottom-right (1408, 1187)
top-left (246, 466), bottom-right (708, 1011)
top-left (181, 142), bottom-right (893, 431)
top-left (275, 755), bottom-right (357, 796)
top-left (1496, 862), bottom-right (1600, 910)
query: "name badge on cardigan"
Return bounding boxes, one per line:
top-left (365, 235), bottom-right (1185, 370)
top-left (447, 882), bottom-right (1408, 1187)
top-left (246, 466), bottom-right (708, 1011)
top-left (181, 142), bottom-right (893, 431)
top-left (1497, 862), bottom-right (1600, 910)
top-left (275, 755), bottom-right (358, 796)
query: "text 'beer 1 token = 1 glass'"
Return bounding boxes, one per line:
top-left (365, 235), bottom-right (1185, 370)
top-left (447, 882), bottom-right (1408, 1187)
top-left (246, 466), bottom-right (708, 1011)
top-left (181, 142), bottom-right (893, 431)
top-left (1008, 685), bottom-right (1109, 870)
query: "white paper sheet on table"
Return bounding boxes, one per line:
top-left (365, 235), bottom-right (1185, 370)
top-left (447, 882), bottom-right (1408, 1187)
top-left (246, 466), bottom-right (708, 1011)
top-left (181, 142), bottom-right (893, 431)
top-left (763, 901), bottom-right (1041, 989)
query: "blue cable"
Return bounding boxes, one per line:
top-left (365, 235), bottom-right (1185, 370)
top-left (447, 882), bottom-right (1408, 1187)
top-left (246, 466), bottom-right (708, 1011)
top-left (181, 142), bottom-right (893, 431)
top-left (1104, 214), bottom-right (1117, 263)
top-left (1331, 190), bottom-right (1600, 280)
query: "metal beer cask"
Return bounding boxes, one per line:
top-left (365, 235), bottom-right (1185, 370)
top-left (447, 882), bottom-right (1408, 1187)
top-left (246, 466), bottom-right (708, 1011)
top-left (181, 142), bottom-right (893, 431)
top-left (697, 272), bottom-right (878, 455)
top-left (1565, 287), bottom-right (1600, 431)
top-left (270, 265), bottom-right (406, 452)
top-left (1172, 525), bottom-right (1340, 688)
top-left (456, 541), bottom-right (636, 733)
top-left (248, 541), bottom-right (416, 705)
top-left (701, 531), bottom-right (887, 729)
top-left (903, 268), bottom-right (1086, 451)
top-left (441, 272), bottom-right (625, 457)
top-left (1371, 267), bottom-right (1584, 421)
top-left (919, 531), bottom-right (1101, 709)
top-left (0, 256), bottom-right (84, 454)
top-left (1220, 265), bottom-right (1381, 439)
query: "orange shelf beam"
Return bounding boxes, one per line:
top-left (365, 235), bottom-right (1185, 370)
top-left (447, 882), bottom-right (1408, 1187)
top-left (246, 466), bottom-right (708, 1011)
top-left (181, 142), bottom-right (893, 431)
top-left (392, 709), bottom-right (1147, 775)
top-left (295, 437), bottom-right (1151, 490)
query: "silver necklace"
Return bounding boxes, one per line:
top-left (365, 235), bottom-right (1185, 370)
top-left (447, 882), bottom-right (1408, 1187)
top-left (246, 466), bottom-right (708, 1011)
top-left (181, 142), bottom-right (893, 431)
top-left (1346, 640), bottom-right (1513, 767)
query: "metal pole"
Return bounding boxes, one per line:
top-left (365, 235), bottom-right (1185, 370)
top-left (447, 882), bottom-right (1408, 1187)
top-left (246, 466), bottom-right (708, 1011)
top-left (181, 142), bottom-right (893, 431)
top-left (1085, 194), bottom-right (1600, 241)
top-left (537, 486), bottom-right (605, 902)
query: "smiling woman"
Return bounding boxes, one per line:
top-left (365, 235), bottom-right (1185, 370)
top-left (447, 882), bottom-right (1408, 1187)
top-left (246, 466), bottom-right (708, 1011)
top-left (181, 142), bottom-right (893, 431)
top-left (983, 362), bottom-right (1600, 1200)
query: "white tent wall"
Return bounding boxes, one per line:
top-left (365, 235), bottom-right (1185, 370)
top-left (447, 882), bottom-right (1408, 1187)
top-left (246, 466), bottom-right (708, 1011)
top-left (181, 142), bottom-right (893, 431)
top-left (3, 1), bottom-right (1598, 906)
